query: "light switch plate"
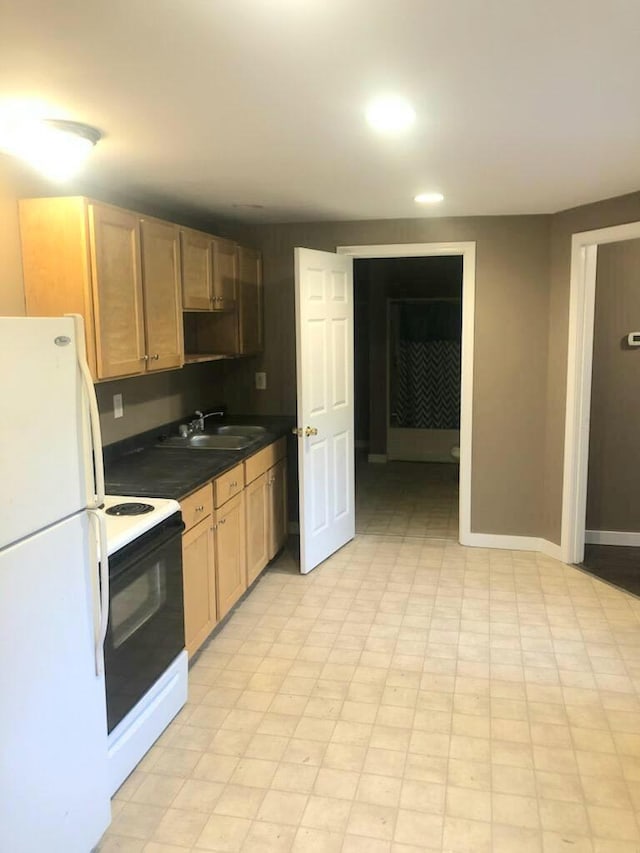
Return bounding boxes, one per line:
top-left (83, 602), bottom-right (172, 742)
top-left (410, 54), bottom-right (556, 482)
top-left (113, 393), bottom-right (124, 419)
top-left (255, 372), bottom-right (267, 390)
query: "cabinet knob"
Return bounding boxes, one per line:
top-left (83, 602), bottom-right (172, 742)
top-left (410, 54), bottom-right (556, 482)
top-left (141, 354), bottom-right (149, 361)
top-left (195, 505), bottom-right (204, 512)
top-left (151, 353), bottom-right (160, 360)
top-left (219, 518), bottom-right (226, 525)
top-left (230, 480), bottom-right (237, 488)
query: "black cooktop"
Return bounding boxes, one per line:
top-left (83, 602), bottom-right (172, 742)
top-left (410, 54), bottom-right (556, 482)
top-left (105, 502), bottom-right (154, 517)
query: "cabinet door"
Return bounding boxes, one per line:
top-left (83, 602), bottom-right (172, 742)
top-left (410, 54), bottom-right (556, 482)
top-left (268, 458), bottom-right (287, 560)
top-left (238, 246), bottom-right (263, 354)
top-left (181, 229), bottom-right (213, 310)
top-left (88, 203), bottom-right (146, 379)
top-left (245, 473), bottom-right (269, 586)
top-left (215, 492), bottom-right (246, 619)
top-left (182, 518), bottom-right (216, 658)
top-left (140, 219), bottom-right (184, 371)
top-left (212, 237), bottom-right (237, 311)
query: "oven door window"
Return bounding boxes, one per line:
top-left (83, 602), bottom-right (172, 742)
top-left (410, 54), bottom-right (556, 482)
top-left (110, 560), bottom-right (166, 650)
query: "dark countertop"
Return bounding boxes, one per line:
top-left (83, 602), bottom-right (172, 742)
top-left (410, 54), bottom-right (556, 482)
top-left (104, 416), bottom-right (294, 500)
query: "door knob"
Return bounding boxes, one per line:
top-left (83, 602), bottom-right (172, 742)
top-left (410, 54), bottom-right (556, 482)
top-left (291, 427), bottom-right (303, 436)
top-left (305, 426), bottom-right (318, 437)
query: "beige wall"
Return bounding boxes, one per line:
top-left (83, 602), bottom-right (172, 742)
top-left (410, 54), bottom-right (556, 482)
top-left (543, 190), bottom-right (640, 544)
top-left (228, 215), bottom-right (551, 538)
top-left (585, 239), bottom-right (640, 532)
top-left (96, 360), bottom-right (228, 445)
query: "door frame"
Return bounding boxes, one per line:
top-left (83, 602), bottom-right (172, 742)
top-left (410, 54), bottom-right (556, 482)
top-left (337, 242), bottom-right (476, 546)
top-left (561, 220), bottom-right (640, 564)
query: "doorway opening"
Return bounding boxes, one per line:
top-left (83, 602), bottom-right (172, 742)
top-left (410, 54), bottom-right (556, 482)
top-left (578, 237), bottom-right (640, 595)
top-left (562, 220), bottom-right (640, 570)
top-left (339, 241), bottom-right (475, 546)
top-left (353, 256), bottom-right (462, 539)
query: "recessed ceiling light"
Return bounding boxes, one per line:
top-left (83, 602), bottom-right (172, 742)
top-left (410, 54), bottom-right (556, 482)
top-left (366, 96), bottom-right (416, 134)
top-left (414, 192), bottom-right (444, 204)
top-left (0, 115), bottom-right (101, 181)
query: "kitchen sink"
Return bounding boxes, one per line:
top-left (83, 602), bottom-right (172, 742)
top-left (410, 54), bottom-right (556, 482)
top-left (212, 425), bottom-right (267, 437)
top-left (157, 434), bottom-right (254, 450)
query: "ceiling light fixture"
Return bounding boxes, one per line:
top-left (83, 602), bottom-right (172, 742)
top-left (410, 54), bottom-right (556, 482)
top-left (366, 96), bottom-right (416, 134)
top-left (0, 117), bottom-right (101, 181)
top-left (414, 192), bottom-right (444, 204)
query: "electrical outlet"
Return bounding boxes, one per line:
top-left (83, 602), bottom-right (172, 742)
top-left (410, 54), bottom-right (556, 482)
top-left (255, 372), bottom-right (267, 390)
top-left (113, 393), bottom-right (124, 419)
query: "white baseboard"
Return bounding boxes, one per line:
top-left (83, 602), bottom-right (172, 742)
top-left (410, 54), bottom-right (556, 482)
top-left (460, 532), bottom-right (563, 560)
top-left (585, 529), bottom-right (640, 547)
top-left (368, 453), bottom-right (387, 464)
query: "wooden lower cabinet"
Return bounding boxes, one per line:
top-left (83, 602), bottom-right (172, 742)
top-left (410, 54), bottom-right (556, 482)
top-left (180, 441), bottom-right (286, 657)
top-left (182, 516), bottom-right (216, 658)
top-left (268, 458), bottom-right (287, 560)
top-left (215, 491), bottom-right (247, 620)
top-left (245, 472), bottom-right (270, 586)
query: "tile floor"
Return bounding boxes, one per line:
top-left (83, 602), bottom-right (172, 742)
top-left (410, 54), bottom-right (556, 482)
top-left (355, 458), bottom-right (459, 540)
top-left (99, 533), bottom-right (640, 852)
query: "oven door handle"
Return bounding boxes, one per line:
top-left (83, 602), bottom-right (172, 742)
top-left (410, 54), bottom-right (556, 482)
top-left (89, 508), bottom-right (110, 676)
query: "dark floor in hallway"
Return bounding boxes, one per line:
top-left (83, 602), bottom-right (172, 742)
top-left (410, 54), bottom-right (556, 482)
top-left (580, 543), bottom-right (640, 597)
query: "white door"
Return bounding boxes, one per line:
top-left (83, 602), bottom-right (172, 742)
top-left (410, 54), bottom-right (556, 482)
top-left (294, 248), bottom-right (355, 573)
top-left (0, 317), bottom-right (91, 548)
top-left (0, 513), bottom-right (110, 853)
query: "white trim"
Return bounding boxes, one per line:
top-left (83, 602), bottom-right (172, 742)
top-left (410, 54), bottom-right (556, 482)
top-left (338, 241), bottom-right (476, 549)
top-left (585, 530), bottom-right (640, 547)
top-left (367, 453), bottom-right (388, 464)
top-left (561, 220), bottom-right (640, 565)
top-left (462, 533), bottom-right (564, 560)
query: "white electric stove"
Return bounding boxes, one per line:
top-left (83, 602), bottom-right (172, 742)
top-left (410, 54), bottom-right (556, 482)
top-left (101, 494), bottom-right (187, 795)
top-left (102, 494), bottom-right (181, 555)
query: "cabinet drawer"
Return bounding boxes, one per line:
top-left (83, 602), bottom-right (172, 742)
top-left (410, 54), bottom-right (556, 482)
top-left (244, 437), bottom-right (286, 484)
top-left (213, 463), bottom-right (244, 508)
top-left (181, 483), bottom-right (213, 531)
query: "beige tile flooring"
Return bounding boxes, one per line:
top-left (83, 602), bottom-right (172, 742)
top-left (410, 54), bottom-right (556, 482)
top-left (355, 458), bottom-right (458, 540)
top-left (98, 534), bottom-right (640, 852)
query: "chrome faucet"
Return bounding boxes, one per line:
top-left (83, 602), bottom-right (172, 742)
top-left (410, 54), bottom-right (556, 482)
top-left (191, 409), bottom-right (225, 433)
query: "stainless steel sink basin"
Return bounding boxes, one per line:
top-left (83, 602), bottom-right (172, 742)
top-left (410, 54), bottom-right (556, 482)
top-left (157, 434), bottom-right (254, 450)
top-left (213, 425), bottom-right (267, 437)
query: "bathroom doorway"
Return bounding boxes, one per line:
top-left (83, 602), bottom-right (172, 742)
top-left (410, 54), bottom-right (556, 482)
top-left (345, 247), bottom-right (471, 542)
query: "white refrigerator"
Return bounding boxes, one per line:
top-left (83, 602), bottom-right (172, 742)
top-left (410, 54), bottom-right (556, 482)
top-left (0, 316), bottom-right (111, 852)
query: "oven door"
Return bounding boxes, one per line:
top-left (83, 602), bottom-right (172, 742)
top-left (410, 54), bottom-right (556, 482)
top-left (104, 512), bottom-right (184, 733)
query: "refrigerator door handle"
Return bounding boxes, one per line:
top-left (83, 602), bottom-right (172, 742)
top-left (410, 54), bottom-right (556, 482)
top-left (68, 314), bottom-right (105, 508)
top-left (89, 509), bottom-right (110, 677)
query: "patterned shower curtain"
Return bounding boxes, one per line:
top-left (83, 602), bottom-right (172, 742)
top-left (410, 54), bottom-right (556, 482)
top-left (391, 301), bottom-right (461, 429)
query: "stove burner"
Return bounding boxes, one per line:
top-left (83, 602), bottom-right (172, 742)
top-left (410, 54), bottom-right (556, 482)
top-left (105, 502), bottom-right (154, 517)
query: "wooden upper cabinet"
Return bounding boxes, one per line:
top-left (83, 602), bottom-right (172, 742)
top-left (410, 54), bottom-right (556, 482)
top-left (88, 203), bottom-right (146, 379)
top-left (212, 237), bottom-right (237, 311)
top-left (140, 219), bottom-right (184, 371)
top-left (181, 228), bottom-right (213, 310)
top-left (237, 246), bottom-right (263, 354)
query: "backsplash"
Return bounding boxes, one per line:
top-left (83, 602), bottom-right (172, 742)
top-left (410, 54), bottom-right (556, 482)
top-left (96, 360), bottom-right (228, 446)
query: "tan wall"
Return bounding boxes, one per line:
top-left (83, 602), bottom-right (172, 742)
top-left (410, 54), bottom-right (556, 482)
top-left (585, 239), bottom-right (640, 532)
top-left (227, 216), bottom-right (551, 538)
top-left (96, 360), bottom-right (228, 445)
top-left (543, 190), bottom-right (640, 544)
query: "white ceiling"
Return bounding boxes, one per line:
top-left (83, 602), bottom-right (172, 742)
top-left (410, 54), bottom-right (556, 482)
top-left (2, 0), bottom-right (640, 224)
